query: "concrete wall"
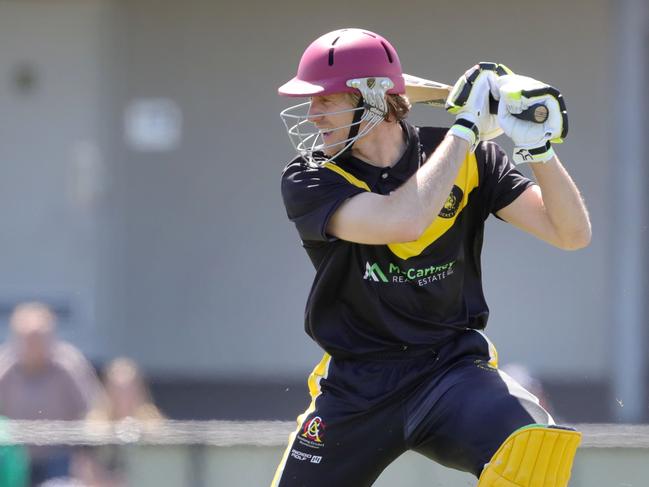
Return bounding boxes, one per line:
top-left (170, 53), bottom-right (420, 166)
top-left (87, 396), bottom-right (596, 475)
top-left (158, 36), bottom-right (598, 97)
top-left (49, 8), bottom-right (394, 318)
top-left (0, 0), bottom-right (637, 420)
top-left (109, 0), bottom-right (614, 383)
top-left (0, 0), bottom-right (115, 358)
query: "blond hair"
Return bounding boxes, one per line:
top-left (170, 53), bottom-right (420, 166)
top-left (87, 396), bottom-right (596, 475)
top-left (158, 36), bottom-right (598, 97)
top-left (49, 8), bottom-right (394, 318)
top-left (346, 93), bottom-right (411, 122)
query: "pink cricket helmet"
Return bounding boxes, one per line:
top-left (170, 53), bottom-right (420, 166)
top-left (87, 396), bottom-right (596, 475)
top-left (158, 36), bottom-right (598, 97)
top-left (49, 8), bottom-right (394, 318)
top-left (278, 28), bottom-right (406, 97)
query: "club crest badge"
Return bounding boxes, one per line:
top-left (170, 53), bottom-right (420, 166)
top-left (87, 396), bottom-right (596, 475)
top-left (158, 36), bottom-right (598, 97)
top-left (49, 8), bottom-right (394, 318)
top-left (299, 416), bottom-right (326, 449)
top-left (439, 185), bottom-right (464, 218)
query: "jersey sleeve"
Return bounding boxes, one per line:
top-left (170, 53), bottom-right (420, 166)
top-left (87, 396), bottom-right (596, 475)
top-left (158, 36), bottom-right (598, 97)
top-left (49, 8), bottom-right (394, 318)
top-left (281, 159), bottom-right (367, 242)
top-left (477, 141), bottom-right (535, 217)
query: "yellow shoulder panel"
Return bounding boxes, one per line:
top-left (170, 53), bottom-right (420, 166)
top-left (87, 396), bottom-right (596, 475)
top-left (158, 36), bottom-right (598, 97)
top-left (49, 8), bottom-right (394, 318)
top-left (323, 162), bottom-right (370, 191)
top-left (388, 152), bottom-right (479, 260)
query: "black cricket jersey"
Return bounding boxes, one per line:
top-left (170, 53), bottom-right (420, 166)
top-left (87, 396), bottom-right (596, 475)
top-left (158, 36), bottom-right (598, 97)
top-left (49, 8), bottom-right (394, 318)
top-left (281, 122), bottom-right (534, 358)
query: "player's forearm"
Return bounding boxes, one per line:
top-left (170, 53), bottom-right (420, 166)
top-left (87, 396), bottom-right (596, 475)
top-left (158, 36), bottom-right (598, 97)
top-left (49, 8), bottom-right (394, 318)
top-left (388, 134), bottom-right (468, 239)
top-left (530, 155), bottom-right (592, 250)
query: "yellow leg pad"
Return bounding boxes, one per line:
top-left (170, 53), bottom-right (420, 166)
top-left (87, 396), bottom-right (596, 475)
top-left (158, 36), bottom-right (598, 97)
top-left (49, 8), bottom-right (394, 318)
top-left (477, 425), bottom-right (582, 487)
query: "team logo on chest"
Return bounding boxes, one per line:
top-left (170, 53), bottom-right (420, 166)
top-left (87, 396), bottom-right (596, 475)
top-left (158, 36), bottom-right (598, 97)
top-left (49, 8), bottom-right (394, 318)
top-left (438, 185), bottom-right (464, 218)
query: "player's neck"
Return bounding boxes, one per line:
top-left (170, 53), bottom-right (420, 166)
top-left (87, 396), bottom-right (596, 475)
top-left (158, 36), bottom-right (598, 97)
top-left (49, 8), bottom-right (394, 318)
top-left (350, 121), bottom-right (406, 168)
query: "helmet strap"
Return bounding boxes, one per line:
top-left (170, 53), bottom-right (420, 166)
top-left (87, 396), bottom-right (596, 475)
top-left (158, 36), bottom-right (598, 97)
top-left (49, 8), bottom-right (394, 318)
top-left (344, 96), bottom-right (366, 153)
top-left (342, 77), bottom-right (393, 156)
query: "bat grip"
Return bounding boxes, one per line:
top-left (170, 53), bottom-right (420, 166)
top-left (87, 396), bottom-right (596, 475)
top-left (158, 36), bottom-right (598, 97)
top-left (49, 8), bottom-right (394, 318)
top-left (488, 96), bottom-right (548, 124)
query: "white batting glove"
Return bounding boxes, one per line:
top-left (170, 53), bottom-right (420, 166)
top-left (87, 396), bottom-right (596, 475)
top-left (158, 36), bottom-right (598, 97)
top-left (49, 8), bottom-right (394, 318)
top-left (446, 63), bottom-right (513, 150)
top-left (497, 74), bottom-right (568, 164)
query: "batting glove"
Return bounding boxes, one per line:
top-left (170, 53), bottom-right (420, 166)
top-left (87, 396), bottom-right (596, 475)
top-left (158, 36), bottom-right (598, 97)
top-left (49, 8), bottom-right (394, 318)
top-left (446, 62), bottom-right (513, 150)
top-left (497, 74), bottom-right (568, 164)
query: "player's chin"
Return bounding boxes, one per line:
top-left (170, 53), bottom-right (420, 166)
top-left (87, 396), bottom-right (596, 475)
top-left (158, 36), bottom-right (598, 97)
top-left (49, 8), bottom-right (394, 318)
top-left (322, 142), bottom-right (346, 157)
top-left (321, 134), bottom-right (347, 155)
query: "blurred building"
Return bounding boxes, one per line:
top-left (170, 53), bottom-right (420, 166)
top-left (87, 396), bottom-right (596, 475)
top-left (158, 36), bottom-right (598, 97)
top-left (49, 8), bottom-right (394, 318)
top-left (0, 0), bottom-right (646, 423)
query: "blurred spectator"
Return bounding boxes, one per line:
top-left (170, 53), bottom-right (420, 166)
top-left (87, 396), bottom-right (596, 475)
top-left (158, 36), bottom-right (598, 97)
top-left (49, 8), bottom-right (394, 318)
top-left (72, 357), bottom-right (164, 487)
top-left (0, 415), bottom-right (29, 487)
top-left (0, 302), bottom-right (102, 486)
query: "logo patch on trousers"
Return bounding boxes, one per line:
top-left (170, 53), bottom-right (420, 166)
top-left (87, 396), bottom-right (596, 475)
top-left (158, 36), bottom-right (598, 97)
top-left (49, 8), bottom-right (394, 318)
top-left (298, 416), bottom-right (326, 449)
top-left (290, 449), bottom-right (323, 464)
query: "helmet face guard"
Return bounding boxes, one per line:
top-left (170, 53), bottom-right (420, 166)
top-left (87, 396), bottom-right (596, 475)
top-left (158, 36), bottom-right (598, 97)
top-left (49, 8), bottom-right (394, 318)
top-left (278, 28), bottom-right (405, 163)
top-left (280, 77), bottom-right (394, 163)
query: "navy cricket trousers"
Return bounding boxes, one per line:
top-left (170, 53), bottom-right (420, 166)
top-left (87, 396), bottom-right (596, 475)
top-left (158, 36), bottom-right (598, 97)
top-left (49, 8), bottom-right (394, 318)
top-left (271, 329), bottom-right (553, 487)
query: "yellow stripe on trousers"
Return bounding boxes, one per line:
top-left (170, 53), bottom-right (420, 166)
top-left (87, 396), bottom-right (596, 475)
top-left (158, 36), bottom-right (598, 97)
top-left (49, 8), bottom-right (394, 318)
top-left (270, 353), bottom-right (332, 487)
top-left (474, 329), bottom-right (499, 368)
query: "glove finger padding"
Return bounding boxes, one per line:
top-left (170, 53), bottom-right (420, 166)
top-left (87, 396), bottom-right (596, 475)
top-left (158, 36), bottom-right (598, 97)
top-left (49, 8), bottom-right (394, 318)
top-left (446, 63), bottom-right (513, 146)
top-left (497, 75), bottom-right (568, 164)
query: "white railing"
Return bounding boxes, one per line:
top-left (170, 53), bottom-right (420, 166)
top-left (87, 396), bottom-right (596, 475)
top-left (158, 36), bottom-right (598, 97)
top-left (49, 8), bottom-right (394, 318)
top-left (3, 420), bottom-right (649, 447)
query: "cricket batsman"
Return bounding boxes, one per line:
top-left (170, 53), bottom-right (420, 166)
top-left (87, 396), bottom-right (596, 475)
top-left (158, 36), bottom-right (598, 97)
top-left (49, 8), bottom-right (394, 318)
top-left (272, 28), bottom-right (591, 487)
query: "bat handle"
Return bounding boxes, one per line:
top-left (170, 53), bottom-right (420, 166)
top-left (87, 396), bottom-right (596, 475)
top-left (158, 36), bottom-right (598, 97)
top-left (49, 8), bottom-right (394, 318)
top-left (488, 96), bottom-right (548, 124)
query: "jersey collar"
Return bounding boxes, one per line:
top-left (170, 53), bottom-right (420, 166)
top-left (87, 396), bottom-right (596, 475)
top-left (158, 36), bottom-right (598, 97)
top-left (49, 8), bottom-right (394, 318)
top-left (334, 121), bottom-right (421, 188)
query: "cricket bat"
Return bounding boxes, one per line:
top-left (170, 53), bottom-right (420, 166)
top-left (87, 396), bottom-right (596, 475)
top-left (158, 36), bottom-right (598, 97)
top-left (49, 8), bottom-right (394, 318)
top-left (403, 73), bottom-right (549, 124)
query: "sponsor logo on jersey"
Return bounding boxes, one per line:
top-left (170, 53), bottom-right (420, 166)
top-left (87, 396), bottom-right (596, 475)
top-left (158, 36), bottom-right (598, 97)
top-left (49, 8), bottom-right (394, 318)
top-left (363, 260), bottom-right (456, 287)
top-left (438, 185), bottom-right (464, 218)
top-left (363, 262), bottom-right (388, 282)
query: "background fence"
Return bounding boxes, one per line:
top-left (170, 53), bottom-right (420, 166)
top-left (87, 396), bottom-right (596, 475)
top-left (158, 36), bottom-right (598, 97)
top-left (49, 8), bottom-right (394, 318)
top-left (3, 420), bottom-right (649, 486)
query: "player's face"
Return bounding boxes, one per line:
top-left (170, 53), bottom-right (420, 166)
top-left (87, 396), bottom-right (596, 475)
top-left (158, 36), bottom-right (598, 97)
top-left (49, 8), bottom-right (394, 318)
top-left (307, 93), bottom-right (357, 156)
